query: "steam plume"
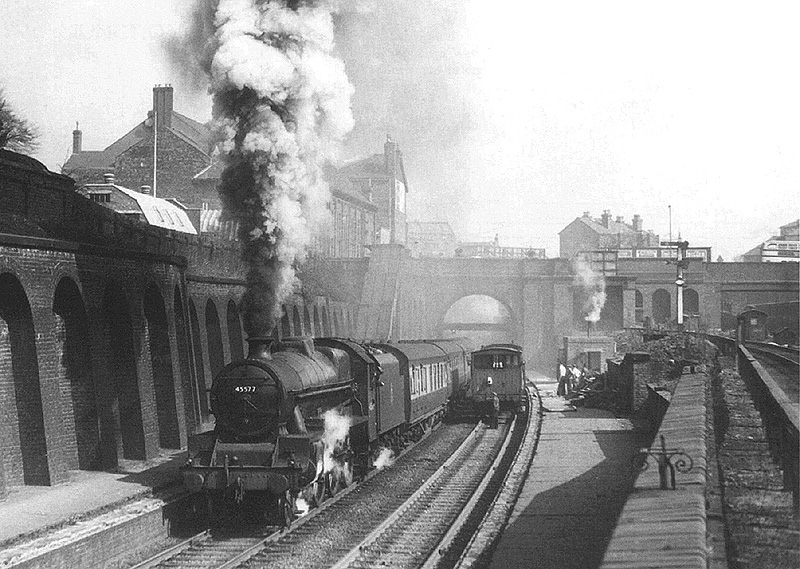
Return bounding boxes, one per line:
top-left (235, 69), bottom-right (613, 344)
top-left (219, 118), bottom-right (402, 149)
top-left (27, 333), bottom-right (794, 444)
top-left (572, 258), bottom-right (606, 323)
top-left (177, 0), bottom-right (354, 337)
top-left (321, 407), bottom-right (352, 472)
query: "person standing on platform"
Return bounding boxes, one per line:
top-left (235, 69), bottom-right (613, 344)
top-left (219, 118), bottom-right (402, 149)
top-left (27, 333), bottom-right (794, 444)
top-left (490, 391), bottom-right (500, 429)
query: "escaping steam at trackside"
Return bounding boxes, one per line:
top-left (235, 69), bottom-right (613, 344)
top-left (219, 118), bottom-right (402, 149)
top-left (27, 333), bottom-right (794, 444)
top-left (178, 0), bottom-right (355, 337)
top-left (572, 257), bottom-right (606, 325)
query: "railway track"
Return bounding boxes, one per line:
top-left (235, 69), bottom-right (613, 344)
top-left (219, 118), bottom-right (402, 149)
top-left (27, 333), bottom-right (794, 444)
top-left (329, 416), bottom-right (517, 569)
top-left (128, 421), bottom-right (481, 569)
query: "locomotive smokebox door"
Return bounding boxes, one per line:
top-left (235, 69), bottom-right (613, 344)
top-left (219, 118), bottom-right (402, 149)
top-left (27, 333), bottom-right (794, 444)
top-left (272, 435), bottom-right (313, 468)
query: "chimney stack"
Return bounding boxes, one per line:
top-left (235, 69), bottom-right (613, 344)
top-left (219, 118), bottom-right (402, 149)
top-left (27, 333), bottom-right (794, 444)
top-left (632, 214), bottom-right (642, 231)
top-left (582, 211), bottom-right (590, 218)
top-left (152, 85), bottom-right (173, 129)
top-left (601, 210), bottom-right (611, 228)
top-left (72, 122), bottom-right (82, 154)
top-left (103, 173), bottom-right (115, 185)
top-left (140, 185), bottom-right (152, 195)
top-left (616, 216), bottom-right (624, 224)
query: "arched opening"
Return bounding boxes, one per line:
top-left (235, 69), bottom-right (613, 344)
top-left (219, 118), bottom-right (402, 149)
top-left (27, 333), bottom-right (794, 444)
top-left (189, 299), bottom-right (209, 422)
top-left (313, 305), bottom-right (322, 338)
top-left (205, 300), bottom-right (225, 377)
top-left (226, 300), bottom-right (244, 360)
top-left (652, 289), bottom-right (672, 325)
top-left (635, 290), bottom-right (644, 324)
top-left (144, 283), bottom-right (180, 449)
top-left (280, 305), bottom-right (291, 339)
top-left (53, 276), bottom-right (99, 470)
top-left (0, 273), bottom-right (50, 485)
top-left (321, 307), bottom-right (331, 337)
top-left (104, 283), bottom-right (146, 461)
top-left (684, 288), bottom-right (699, 315)
top-left (442, 295), bottom-right (514, 347)
top-left (292, 306), bottom-right (302, 336)
top-left (303, 305), bottom-right (312, 337)
top-left (173, 286), bottom-right (195, 431)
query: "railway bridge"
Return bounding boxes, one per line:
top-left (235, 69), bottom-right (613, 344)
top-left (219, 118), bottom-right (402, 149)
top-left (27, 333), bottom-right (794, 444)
top-left (0, 149), bottom-right (797, 498)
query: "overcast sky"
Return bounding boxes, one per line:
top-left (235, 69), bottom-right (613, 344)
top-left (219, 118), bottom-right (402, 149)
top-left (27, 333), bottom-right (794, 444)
top-left (2, 0), bottom-right (798, 261)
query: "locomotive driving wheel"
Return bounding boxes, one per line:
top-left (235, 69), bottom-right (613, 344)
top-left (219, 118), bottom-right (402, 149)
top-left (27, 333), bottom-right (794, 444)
top-left (328, 460), bottom-right (354, 496)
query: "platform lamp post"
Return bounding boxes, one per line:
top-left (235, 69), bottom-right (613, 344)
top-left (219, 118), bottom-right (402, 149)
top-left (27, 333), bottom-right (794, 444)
top-left (662, 239), bottom-right (690, 331)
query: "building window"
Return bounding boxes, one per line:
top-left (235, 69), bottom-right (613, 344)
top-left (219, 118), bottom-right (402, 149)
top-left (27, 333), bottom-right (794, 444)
top-left (89, 192), bottom-right (111, 203)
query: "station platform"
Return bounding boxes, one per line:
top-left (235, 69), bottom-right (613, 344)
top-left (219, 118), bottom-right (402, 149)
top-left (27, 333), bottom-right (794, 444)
top-left (0, 450), bottom-right (185, 548)
top-left (487, 373), bottom-right (648, 569)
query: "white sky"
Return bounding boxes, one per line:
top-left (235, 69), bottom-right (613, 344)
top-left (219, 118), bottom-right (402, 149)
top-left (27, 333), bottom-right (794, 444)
top-left (1, 0), bottom-right (798, 261)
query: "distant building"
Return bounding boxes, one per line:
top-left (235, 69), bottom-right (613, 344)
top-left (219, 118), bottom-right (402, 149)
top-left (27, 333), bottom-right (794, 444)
top-left (332, 136), bottom-right (409, 247)
top-left (559, 210), bottom-right (660, 259)
top-left (78, 174), bottom-right (197, 235)
top-left (63, 86), bottom-right (215, 209)
top-left (408, 221), bottom-right (458, 258)
top-left (737, 219), bottom-right (799, 263)
top-left (456, 235), bottom-right (546, 259)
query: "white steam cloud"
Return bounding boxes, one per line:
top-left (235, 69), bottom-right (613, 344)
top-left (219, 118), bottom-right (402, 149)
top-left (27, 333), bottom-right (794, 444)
top-left (321, 407), bottom-right (352, 473)
top-left (372, 446), bottom-right (394, 470)
top-left (175, 0), bottom-right (355, 336)
top-left (572, 257), bottom-right (606, 323)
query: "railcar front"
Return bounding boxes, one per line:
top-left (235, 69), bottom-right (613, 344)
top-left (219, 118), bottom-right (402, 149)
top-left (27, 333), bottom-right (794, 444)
top-left (470, 343), bottom-right (525, 410)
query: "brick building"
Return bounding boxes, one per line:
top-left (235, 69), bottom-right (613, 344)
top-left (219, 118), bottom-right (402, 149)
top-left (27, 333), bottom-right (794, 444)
top-left (559, 210), bottom-right (660, 258)
top-left (62, 85), bottom-right (214, 209)
top-left (333, 136), bottom-right (409, 247)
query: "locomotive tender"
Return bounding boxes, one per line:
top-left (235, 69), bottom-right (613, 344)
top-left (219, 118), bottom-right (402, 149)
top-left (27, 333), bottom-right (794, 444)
top-left (181, 335), bottom-right (472, 524)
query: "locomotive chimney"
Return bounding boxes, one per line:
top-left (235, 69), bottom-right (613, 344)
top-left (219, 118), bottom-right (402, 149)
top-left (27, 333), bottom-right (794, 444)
top-left (246, 336), bottom-right (273, 360)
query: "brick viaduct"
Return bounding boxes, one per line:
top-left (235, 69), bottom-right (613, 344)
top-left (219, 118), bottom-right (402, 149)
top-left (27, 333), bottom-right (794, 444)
top-left (1, 150), bottom-right (797, 496)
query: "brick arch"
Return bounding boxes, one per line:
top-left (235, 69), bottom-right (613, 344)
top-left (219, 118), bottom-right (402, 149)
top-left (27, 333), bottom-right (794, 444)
top-left (0, 272), bottom-right (50, 485)
top-left (292, 305), bottom-right (302, 336)
top-left (303, 305), bottom-right (312, 336)
top-left (313, 305), bottom-right (322, 337)
top-left (684, 288), bottom-right (700, 315)
top-left (188, 298), bottom-right (209, 422)
top-left (53, 275), bottom-right (99, 470)
top-left (103, 280), bottom-right (146, 461)
top-left (653, 289), bottom-right (672, 325)
top-left (205, 299), bottom-right (225, 378)
top-left (439, 293), bottom-right (516, 344)
top-left (226, 298), bottom-right (244, 360)
top-left (173, 285), bottom-right (196, 433)
top-left (144, 282), bottom-right (180, 449)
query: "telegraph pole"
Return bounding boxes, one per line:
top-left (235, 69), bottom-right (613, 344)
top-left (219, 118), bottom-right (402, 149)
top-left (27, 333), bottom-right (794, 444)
top-left (662, 239), bottom-right (690, 329)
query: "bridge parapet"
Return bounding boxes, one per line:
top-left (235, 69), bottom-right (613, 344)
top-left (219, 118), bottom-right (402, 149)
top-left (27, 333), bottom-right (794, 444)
top-left (601, 372), bottom-right (712, 569)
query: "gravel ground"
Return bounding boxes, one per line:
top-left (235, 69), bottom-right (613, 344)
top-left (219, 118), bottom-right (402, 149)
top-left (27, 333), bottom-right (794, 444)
top-left (243, 422), bottom-right (478, 569)
top-left (714, 358), bottom-right (800, 569)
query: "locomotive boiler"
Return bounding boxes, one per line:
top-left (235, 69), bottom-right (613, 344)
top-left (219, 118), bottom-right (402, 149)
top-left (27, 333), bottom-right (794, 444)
top-left (181, 336), bottom-right (369, 525)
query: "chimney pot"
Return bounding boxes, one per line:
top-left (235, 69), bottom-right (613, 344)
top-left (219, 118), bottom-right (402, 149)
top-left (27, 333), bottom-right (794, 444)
top-left (152, 85), bottom-right (174, 129)
top-left (103, 173), bottom-right (115, 184)
top-left (72, 122), bottom-right (82, 154)
top-left (583, 211), bottom-right (590, 218)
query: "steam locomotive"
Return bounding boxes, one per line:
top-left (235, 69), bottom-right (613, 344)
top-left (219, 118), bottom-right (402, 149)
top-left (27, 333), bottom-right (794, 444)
top-left (181, 335), bottom-right (471, 526)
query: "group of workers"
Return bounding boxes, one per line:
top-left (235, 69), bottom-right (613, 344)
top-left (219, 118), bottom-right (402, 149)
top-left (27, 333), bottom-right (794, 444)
top-left (556, 362), bottom-right (590, 397)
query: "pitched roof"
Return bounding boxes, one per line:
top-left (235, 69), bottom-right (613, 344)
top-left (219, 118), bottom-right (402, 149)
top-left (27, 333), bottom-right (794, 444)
top-left (63, 111), bottom-right (213, 173)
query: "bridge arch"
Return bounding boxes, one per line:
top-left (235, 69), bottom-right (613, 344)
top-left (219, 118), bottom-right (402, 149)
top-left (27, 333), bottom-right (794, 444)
top-left (441, 294), bottom-right (515, 347)
top-left (53, 275), bottom-right (99, 470)
top-left (1, 271), bottom-right (49, 485)
top-left (226, 299), bottom-right (244, 360)
top-left (144, 283), bottom-right (180, 449)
